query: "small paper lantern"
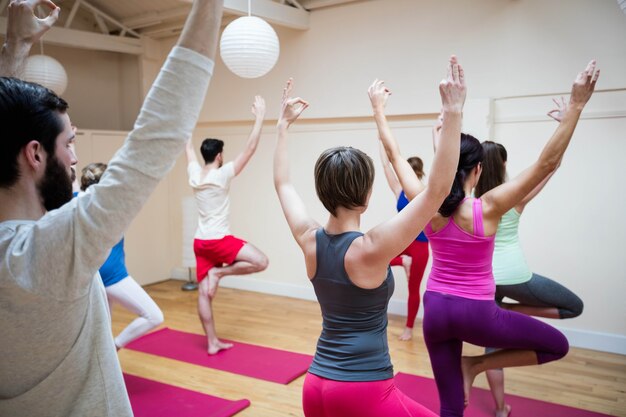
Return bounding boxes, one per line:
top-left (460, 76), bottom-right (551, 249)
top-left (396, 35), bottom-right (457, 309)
top-left (220, 16), bottom-right (280, 79)
top-left (22, 54), bottom-right (68, 95)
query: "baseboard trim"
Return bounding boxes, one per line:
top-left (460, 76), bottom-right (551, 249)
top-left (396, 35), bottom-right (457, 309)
top-left (169, 270), bottom-right (626, 355)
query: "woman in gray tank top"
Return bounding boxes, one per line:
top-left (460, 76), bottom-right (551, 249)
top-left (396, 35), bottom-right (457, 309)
top-left (272, 57), bottom-right (466, 417)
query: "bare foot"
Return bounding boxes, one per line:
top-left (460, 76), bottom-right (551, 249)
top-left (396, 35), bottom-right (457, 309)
top-left (495, 404), bottom-right (511, 417)
top-left (401, 255), bottom-right (412, 279)
top-left (398, 327), bottom-right (413, 341)
top-left (208, 340), bottom-right (234, 355)
top-left (207, 269), bottom-right (220, 299)
top-left (461, 356), bottom-right (477, 408)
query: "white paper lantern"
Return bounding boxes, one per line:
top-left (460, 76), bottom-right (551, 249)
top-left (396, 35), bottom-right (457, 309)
top-left (220, 16), bottom-right (280, 79)
top-left (22, 55), bottom-right (68, 95)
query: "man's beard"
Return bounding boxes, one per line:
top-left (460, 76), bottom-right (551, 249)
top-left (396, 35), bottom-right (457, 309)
top-left (38, 154), bottom-right (73, 211)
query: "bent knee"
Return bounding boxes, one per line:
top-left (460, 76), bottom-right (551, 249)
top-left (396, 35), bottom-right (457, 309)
top-left (146, 309), bottom-right (164, 327)
top-left (538, 332), bottom-right (569, 363)
top-left (559, 298), bottom-right (584, 319)
top-left (255, 255), bottom-right (269, 271)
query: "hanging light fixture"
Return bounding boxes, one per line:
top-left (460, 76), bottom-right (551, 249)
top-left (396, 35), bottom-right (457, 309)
top-left (22, 38), bottom-right (68, 96)
top-left (220, 0), bottom-right (280, 79)
top-left (619, 0), bottom-right (626, 14)
top-left (22, 54), bottom-right (68, 95)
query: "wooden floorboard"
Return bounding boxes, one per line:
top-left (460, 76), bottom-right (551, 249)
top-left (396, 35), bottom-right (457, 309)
top-left (112, 280), bottom-right (626, 417)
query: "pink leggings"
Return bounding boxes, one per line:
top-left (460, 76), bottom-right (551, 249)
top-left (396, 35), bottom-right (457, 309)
top-left (390, 240), bottom-right (429, 328)
top-left (303, 372), bottom-right (437, 417)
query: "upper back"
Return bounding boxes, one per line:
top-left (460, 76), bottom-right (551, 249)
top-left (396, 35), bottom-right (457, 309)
top-left (312, 228), bottom-right (394, 312)
top-left (425, 198), bottom-right (496, 299)
top-left (309, 228), bottom-right (395, 381)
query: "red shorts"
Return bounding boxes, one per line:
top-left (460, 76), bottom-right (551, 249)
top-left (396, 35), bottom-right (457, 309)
top-left (193, 235), bottom-right (247, 282)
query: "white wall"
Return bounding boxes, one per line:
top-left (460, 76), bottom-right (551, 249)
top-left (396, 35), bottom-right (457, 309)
top-left (74, 130), bottom-right (171, 286)
top-left (0, 42), bottom-right (144, 131)
top-left (46, 44), bottom-right (142, 131)
top-left (195, 0), bottom-right (626, 122)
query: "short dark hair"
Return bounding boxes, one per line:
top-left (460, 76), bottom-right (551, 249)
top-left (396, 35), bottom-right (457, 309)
top-left (314, 147), bottom-right (375, 217)
top-left (407, 156), bottom-right (425, 180)
top-left (0, 77), bottom-right (68, 187)
top-left (475, 141), bottom-right (507, 198)
top-left (200, 138), bottom-right (224, 164)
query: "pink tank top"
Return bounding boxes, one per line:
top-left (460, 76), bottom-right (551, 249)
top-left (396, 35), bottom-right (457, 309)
top-left (425, 197), bottom-right (496, 300)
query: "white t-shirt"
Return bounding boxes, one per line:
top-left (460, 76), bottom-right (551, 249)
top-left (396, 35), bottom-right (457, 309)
top-left (188, 160), bottom-right (236, 240)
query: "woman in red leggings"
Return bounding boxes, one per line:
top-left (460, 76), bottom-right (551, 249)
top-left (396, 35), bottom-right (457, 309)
top-left (379, 145), bottom-right (430, 341)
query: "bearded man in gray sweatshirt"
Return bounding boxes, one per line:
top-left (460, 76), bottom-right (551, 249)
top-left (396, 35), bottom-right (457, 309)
top-left (0, 0), bottom-right (224, 415)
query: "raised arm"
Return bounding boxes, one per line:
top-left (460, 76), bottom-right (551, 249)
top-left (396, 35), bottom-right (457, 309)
top-left (483, 61), bottom-right (599, 219)
top-left (273, 79), bottom-right (318, 249)
top-left (233, 96), bottom-right (265, 176)
top-left (378, 141), bottom-right (402, 198)
top-left (0, 0), bottom-right (60, 77)
top-left (432, 111), bottom-right (443, 153)
top-left (353, 57), bottom-right (465, 279)
top-left (185, 138), bottom-right (199, 165)
top-left (369, 80), bottom-right (425, 200)
top-left (515, 98), bottom-right (567, 211)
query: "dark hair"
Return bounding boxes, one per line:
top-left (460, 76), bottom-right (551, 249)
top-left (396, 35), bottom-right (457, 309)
top-left (438, 133), bottom-right (484, 217)
top-left (80, 162), bottom-right (108, 191)
top-left (314, 147), bottom-right (375, 217)
top-left (496, 143), bottom-right (507, 162)
top-left (407, 156), bottom-right (425, 180)
top-left (0, 77), bottom-right (69, 187)
top-left (200, 138), bottom-right (224, 164)
top-left (475, 141), bottom-right (507, 198)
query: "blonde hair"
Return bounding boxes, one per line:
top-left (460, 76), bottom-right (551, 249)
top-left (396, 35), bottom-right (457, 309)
top-left (80, 162), bottom-right (107, 191)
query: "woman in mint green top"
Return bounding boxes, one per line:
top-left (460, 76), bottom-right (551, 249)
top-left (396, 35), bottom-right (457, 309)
top-left (475, 134), bottom-right (583, 417)
top-left (492, 208), bottom-right (532, 286)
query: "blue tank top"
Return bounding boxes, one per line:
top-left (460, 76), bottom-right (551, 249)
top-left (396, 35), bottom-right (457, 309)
top-left (397, 190), bottom-right (428, 242)
top-left (308, 228), bottom-right (395, 381)
top-left (99, 238), bottom-right (129, 287)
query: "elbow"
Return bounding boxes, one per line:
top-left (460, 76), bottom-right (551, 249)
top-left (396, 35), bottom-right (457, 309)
top-left (424, 184), bottom-right (450, 207)
top-left (539, 158), bottom-right (559, 176)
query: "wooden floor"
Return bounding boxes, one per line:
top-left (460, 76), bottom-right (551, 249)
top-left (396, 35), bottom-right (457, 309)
top-left (113, 280), bottom-right (626, 417)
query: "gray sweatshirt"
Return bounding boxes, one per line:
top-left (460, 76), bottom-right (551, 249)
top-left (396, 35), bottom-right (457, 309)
top-left (0, 46), bottom-right (214, 417)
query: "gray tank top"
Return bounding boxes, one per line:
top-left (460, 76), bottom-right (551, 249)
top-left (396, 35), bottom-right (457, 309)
top-left (308, 228), bottom-right (395, 381)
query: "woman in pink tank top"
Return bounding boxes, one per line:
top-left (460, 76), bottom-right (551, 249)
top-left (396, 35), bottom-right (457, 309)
top-left (377, 61), bottom-right (599, 417)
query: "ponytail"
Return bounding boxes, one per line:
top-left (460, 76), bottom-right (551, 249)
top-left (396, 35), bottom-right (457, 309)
top-left (475, 141), bottom-right (506, 198)
top-left (438, 133), bottom-right (484, 217)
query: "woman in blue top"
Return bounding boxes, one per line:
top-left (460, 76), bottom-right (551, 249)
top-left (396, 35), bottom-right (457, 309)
top-left (273, 55), bottom-right (466, 417)
top-left (379, 144), bottom-right (430, 341)
top-left (81, 163), bottom-right (164, 349)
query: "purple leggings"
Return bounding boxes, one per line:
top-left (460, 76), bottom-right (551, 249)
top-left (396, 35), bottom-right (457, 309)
top-left (303, 372), bottom-right (437, 417)
top-left (422, 291), bottom-right (568, 417)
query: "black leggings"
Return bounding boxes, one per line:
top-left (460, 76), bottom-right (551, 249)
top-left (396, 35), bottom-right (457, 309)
top-left (495, 273), bottom-right (584, 319)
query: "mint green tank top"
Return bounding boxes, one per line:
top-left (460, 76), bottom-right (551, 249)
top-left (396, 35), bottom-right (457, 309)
top-left (492, 208), bottom-right (533, 285)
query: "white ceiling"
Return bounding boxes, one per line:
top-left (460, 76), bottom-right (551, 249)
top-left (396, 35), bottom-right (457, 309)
top-left (34, 0), bottom-right (368, 39)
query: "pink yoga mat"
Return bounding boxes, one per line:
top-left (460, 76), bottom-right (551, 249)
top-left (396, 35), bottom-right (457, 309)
top-left (124, 374), bottom-right (249, 417)
top-left (126, 327), bottom-right (313, 384)
top-left (395, 372), bottom-right (612, 417)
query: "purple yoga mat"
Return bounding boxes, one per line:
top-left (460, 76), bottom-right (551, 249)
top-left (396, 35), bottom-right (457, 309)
top-left (395, 372), bottom-right (612, 417)
top-left (124, 374), bottom-right (249, 417)
top-left (126, 327), bottom-right (313, 384)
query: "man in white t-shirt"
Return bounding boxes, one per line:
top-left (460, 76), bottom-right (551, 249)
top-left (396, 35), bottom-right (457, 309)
top-left (186, 95), bottom-right (269, 354)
